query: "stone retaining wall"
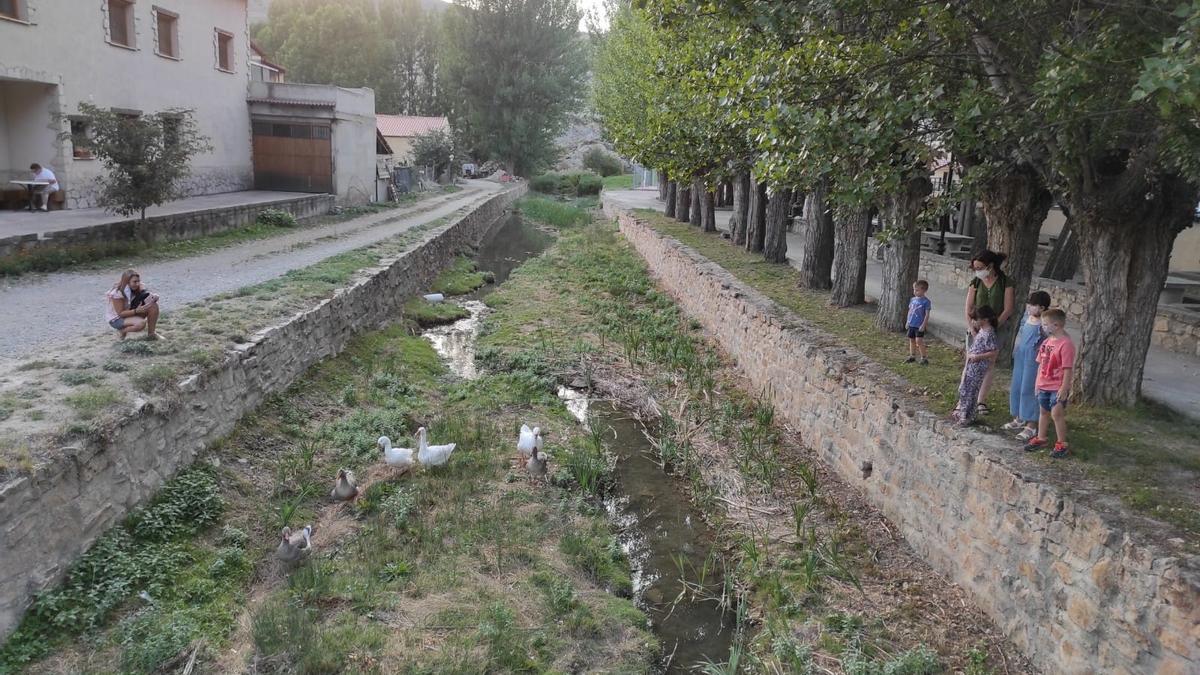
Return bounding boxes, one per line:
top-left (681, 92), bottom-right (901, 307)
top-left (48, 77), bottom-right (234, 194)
top-left (607, 204), bottom-right (1199, 675)
top-left (0, 193), bottom-right (334, 260)
top-left (918, 251), bottom-right (1200, 357)
top-left (0, 185), bottom-right (525, 640)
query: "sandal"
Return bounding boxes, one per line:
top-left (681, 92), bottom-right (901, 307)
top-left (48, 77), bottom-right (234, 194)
top-left (1015, 427), bottom-right (1037, 442)
top-left (976, 402), bottom-right (991, 416)
top-left (1001, 419), bottom-right (1024, 431)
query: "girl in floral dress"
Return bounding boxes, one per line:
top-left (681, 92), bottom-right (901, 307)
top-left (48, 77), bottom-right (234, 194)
top-left (953, 306), bottom-right (999, 426)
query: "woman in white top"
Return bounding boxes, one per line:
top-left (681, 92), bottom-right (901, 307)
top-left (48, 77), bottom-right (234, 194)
top-left (105, 269), bottom-right (158, 339)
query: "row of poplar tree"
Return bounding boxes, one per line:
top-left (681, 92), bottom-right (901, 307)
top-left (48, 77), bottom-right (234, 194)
top-left (593, 0), bottom-right (1200, 407)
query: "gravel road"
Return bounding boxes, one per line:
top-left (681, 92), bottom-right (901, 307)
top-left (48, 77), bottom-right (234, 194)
top-left (0, 181), bottom-right (503, 361)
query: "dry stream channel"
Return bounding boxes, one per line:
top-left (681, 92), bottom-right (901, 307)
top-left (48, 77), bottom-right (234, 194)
top-left (424, 213), bottom-right (735, 671)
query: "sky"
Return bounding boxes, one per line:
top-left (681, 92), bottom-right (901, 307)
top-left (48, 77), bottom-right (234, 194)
top-left (578, 0), bottom-right (609, 32)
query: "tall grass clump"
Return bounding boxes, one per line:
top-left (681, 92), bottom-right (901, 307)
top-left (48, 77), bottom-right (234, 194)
top-left (517, 195), bottom-right (591, 228)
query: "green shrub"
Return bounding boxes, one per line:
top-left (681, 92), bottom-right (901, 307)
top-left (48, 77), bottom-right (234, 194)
top-left (582, 147), bottom-right (624, 176)
top-left (529, 171), bottom-right (604, 197)
top-left (530, 173), bottom-right (561, 193)
top-left (256, 208), bottom-right (298, 228)
top-left (575, 173), bottom-right (603, 195)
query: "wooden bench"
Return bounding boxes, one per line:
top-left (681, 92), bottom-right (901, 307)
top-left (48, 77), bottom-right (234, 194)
top-left (1, 188), bottom-right (66, 210)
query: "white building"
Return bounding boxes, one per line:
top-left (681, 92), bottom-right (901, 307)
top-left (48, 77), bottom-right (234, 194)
top-left (0, 0), bottom-right (378, 208)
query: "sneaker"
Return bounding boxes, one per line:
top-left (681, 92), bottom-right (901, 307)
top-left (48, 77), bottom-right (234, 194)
top-left (1015, 427), bottom-right (1037, 442)
top-left (1051, 442), bottom-right (1071, 459)
top-left (1002, 419), bottom-right (1025, 431)
top-left (904, 356), bottom-right (916, 363)
top-left (919, 357), bottom-right (929, 365)
top-left (1023, 437), bottom-right (1048, 453)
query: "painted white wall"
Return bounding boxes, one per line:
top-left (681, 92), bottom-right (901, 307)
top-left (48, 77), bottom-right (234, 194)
top-left (0, 88), bottom-right (11, 173)
top-left (332, 87), bottom-right (378, 206)
top-left (0, 0), bottom-right (253, 207)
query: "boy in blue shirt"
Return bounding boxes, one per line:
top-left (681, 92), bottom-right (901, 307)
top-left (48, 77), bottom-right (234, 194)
top-left (905, 280), bottom-right (932, 365)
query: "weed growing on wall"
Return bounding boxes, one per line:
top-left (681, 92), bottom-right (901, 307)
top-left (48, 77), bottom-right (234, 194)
top-left (0, 467), bottom-right (228, 668)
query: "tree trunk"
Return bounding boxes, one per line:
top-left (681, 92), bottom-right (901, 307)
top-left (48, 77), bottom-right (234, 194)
top-left (876, 176), bottom-right (933, 331)
top-left (794, 179), bottom-right (836, 289)
top-left (831, 206), bottom-right (872, 307)
top-left (745, 178), bottom-right (768, 253)
top-left (730, 170), bottom-right (751, 246)
top-left (1071, 174), bottom-right (1197, 406)
top-left (657, 172), bottom-right (668, 202)
top-left (763, 187), bottom-right (793, 263)
top-left (676, 182), bottom-right (691, 223)
top-left (1042, 220), bottom-right (1080, 281)
top-left (702, 188), bottom-right (717, 233)
top-left (665, 181), bottom-right (677, 218)
top-left (979, 166), bottom-right (1054, 363)
top-left (689, 178), bottom-right (703, 227)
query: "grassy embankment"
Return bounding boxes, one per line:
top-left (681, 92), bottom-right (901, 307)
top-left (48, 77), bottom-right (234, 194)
top-left (635, 211), bottom-right (1200, 541)
top-left (0, 185), bottom-right (462, 277)
top-left (0, 249), bottom-right (656, 674)
top-left (483, 195), bottom-right (1015, 672)
top-left (602, 174), bottom-right (635, 190)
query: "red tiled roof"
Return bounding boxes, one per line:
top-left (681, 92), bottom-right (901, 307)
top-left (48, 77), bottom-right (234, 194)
top-left (376, 115), bottom-right (449, 138)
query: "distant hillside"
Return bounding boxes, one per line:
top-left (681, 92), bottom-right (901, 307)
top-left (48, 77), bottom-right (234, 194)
top-left (249, 0), bottom-right (450, 26)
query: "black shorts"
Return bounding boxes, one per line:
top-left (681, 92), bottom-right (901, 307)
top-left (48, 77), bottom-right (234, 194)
top-left (906, 326), bottom-right (925, 339)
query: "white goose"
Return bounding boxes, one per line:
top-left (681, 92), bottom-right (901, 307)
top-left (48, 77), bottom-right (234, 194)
top-left (417, 426), bottom-right (456, 467)
top-left (378, 435), bottom-right (414, 470)
top-left (516, 424), bottom-right (543, 467)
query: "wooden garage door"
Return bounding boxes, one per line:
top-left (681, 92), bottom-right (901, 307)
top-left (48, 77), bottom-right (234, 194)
top-left (252, 121), bottom-right (333, 193)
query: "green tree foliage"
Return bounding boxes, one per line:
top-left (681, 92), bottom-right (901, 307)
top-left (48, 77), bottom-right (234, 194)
top-left (582, 147), bottom-right (624, 177)
top-left (411, 128), bottom-right (456, 178)
top-left (70, 103), bottom-right (211, 221)
top-left (254, 0), bottom-right (445, 115)
top-left (441, 0), bottom-right (588, 175)
top-left (598, 0), bottom-right (1199, 405)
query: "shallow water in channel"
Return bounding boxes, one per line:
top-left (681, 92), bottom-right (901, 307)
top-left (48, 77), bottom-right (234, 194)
top-left (423, 213), bottom-right (734, 671)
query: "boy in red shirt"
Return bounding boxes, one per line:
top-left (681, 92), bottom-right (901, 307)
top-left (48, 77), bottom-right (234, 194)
top-left (1023, 309), bottom-right (1075, 458)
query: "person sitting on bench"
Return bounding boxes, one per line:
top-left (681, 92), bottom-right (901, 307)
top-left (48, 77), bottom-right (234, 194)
top-left (29, 163), bottom-right (59, 211)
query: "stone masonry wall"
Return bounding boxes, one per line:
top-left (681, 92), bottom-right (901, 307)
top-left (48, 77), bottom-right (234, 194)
top-left (0, 193), bottom-right (334, 260)
top-left (607, 204), bottom-right (1199, 675)
top-left (918, 251), bottom-right (1200, 358)
top-left (0, 185), bottom-right (525, 640)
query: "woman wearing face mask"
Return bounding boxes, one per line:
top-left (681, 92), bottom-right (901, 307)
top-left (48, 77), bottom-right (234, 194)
top-left (963, 249), bottom-right (1014, 416)
top-left (1004, 291), bottom-right (1052, 440)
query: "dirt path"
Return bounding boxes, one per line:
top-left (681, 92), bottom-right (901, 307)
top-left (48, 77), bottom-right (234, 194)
top-left (0, 182), bottom-right (500, 362)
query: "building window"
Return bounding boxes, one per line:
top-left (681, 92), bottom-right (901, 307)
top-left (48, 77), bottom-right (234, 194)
top-left (154, 7), bottom-right (179, 59)
top-left (70, 118), bottom-right (94, 160)
top-left (0, 0), bottom-right (27, 22)
top-left (107, 0), bottom-right (136, 48)
top-left (215, 29), bottom-right (234, 72)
